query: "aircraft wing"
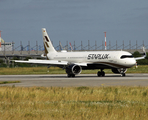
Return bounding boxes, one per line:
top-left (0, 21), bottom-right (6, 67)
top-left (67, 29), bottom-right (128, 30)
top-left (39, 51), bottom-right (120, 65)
top-left (14, 59), bottom-right (87, 66)
top-left (134, 47), bottom-right (147, 60)
top-left (135, 55), bottom-right (146, 60)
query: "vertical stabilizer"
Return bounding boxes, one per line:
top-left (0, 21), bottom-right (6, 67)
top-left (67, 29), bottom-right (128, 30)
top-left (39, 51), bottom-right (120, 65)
top-left (42, 28), bottom-right (57, 55)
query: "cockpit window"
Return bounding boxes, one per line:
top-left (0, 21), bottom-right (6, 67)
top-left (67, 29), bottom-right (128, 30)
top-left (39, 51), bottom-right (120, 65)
top-left (120, 55), bottom-right (134, 59)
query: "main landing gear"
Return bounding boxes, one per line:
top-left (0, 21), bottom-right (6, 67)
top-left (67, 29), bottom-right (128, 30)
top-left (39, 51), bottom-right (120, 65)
top-left (67, 74), bottom-right (75, 77)
top-left (97, 70), bottom-right (105, 77)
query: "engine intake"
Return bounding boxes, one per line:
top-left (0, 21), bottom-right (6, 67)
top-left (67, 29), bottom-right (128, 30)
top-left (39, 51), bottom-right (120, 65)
top-left (66, 64), bottom-right (82, 75)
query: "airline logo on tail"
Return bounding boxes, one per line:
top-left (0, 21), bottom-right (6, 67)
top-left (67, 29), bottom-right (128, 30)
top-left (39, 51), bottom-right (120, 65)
top-left (45, 36), bottom-right (49, 42)
top-left (42, 28), bottom-right (57, 54)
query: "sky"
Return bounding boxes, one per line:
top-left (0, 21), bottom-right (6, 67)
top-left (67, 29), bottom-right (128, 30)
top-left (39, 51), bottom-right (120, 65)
top-left (0, 0), bottom-right (148, 50)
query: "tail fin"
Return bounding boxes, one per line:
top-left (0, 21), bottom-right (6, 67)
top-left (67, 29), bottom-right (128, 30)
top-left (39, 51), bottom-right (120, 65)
top-left (42, 28), bottom-right (57, 55)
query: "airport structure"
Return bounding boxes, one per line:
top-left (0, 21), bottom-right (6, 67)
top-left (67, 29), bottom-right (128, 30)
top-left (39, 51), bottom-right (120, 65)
top-left (0, 31), bottom-right (13, 52)
top-left (0, 30), bottom-right (148, 58)
top-left (0, 40), bottom-right (147, 58)
top-left (0, 42), bottom-right (13, 51)
top-left (0, 30), bottom-right (147, 68)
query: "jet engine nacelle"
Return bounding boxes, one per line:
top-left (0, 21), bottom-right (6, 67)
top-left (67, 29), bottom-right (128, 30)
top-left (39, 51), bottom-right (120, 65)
top-left (112, 68), bottom-right (127, 74)
top-left (66, 64), bottom-right (82, 75)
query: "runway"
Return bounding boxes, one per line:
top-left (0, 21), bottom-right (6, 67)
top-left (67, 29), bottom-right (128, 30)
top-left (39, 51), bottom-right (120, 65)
top-left (0, 74), bottom-right (148, 87)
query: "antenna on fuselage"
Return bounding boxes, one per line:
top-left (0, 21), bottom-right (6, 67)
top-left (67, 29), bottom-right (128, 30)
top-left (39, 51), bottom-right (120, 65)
top-left (104, 32), bottom-right (107, 50)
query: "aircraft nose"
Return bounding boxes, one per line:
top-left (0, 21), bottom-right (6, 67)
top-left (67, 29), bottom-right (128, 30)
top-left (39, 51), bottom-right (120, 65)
top-left (129, 58), bottom-right (136, 66)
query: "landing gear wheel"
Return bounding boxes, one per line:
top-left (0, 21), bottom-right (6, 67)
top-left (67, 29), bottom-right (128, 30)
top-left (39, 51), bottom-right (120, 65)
top-left (121, 73), bottom-right (126, 77)
top-left (71, 74), bottom-right (75, 77)
top-left (101, 71), bottom-right (105, 76)
top-left (97, 71), bottom-right (105, 77)
top-left (97, 72), bottom-right (101, 77)
top-left (68, 74), bottom-right (71, 77)
top-left (67, 74), bottom-right (75, 77)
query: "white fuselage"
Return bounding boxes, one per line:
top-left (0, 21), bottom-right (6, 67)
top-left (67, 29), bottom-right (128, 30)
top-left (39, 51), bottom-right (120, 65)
top-left (47, 50), bottom-right (136, 69)
top-left (14, 28), bottom-right (145, 77)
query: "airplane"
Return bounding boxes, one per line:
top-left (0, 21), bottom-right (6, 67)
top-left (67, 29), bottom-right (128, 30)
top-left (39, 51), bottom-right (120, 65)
top-left (14, 28), bottom-right (146, 77)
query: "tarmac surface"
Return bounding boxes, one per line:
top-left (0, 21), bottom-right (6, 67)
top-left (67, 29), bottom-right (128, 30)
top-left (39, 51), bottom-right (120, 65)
top-left (0, 74), bottom-right (148, 87)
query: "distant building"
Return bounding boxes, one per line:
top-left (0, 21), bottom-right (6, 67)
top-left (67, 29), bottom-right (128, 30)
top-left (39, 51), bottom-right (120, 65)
top-left (1, 42), bottom-right (13, 51)
top-left (0, 37), bottom-right (13, 51)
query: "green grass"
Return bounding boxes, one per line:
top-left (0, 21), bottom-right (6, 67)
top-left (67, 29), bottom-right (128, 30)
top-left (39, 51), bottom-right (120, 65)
top-left (0, 67), bottom-right (64, 75)
top-left (0, 81), bottom-right (20, 84)
top-left (0, 86), bottom-right (148, 119)
top-left (0, 65), bottom-right (148, 75)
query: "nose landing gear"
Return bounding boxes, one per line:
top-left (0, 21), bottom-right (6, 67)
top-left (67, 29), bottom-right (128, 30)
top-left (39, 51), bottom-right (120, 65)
top-left (118, 68), bottom-right (127, 77)
top-left (121, 73), bottom-right (126, 77)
